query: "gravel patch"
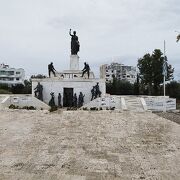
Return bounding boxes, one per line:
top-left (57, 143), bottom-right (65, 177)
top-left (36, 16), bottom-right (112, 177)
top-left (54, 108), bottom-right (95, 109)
top-left (154, 112), bottom-right (180, 125)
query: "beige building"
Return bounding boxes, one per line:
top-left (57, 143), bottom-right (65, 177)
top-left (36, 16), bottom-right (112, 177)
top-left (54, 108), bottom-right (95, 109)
top-left (100, 62), bottom-right (137, 84)
top-left (0, 63), bottom-right (25, 86)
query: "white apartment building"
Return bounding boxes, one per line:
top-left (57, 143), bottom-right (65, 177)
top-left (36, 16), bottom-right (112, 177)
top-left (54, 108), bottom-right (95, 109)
top-left (100, 62), bottom-right (137, 84)
top-left (0, 63), bottom-right (25, 86)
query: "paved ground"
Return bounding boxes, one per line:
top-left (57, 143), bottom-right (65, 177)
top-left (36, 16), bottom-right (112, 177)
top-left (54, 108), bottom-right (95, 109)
top-left (0, 109), bottom-right (180, 180)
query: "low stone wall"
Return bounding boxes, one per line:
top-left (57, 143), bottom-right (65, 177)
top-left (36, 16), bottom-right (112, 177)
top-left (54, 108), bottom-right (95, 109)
top-left (144, 96), bottom-right (176, 111)
top-left (83, 95), bottom-right (176, 112)
top-left (0, 94), bottom-right (49, 110)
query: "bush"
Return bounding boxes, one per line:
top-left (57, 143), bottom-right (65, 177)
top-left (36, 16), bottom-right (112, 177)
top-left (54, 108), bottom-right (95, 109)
top-left (106, 78), bottom-right (134, 95)
top-left (9, 104), bottom-right (36, 110)
top-left (83, 107), bottom-right (88, 111)
top-left (166, 81), bottom-right (180, 100)
top-left (90, 107), bottom-right (98, 111)
top-left (0, 89), bottom-right (11, 94)
top-left (22, 106), bottom-right (36, 110)
top-left (9, 104), bottom-right (19, 109)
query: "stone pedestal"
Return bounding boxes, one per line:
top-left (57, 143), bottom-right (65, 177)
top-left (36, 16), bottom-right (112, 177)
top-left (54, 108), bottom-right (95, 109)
top-left (70, 55), bottom-right (79, 70)
top-left (32, 78), bottom-right (106, 106)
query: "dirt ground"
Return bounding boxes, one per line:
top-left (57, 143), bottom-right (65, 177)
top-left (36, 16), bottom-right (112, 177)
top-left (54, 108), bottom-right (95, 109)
top-left (155, 111), bottom-right (180, 125)
top-left (0, 109), bottom-right (180, 180)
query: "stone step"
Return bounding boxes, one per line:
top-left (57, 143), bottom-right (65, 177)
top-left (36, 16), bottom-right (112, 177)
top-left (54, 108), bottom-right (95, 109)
top-left (83, 96), bottom-right (146, 112)
top-left (124, 97), bottom-right (144, 111)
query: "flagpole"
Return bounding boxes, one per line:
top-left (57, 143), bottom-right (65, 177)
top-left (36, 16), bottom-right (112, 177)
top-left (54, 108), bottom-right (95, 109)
top-left (163, 40), bottom-right (166, 112)
top-left (163, 40), bottom-right (166, 97)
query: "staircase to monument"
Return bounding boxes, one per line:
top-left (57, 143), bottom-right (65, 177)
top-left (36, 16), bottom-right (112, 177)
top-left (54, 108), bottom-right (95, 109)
top-left (83, 96), bottom-right (146, 112)
top-left (124, 96), bottom-right (144, 112)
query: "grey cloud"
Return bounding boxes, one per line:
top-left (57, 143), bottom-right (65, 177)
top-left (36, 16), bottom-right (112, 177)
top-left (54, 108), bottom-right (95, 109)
top-left (0, 0), bottom-right (180, 79)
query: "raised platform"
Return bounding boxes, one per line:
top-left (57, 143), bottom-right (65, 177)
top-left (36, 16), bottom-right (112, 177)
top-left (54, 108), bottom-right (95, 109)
top-left (32, 77), bottom-right (106, 106)
top-left (82, 95), bottom-right (176, 112)
top-left (56, 69), bottom-right (95, 79)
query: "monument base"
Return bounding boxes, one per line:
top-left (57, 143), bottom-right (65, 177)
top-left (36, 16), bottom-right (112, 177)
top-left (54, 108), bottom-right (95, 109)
top-left (32, 78), bottom-right (106, 107)
top-left (70, 55), bottom-right (79, 70)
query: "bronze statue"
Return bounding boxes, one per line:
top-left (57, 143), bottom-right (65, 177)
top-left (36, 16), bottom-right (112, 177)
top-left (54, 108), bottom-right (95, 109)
top-left (73, 93), bottom-right (77, 108)
top-left (82, 62), bottom-right (90, 78)
top-left (34, 82), bottom-right (43, 101)
top-left (48, 62), bottom-right (56, 77)
top-left (91, 83), bottom-right (101, 100)
top-left (95, 82), bottom-right (102, 98)
top-left (58, 93), bottom-right (62, 108)
top-left (78, 92), bottom-right (85, 107)
top-left (91, 86), bottom-right (96, 101)
top-left (69, 29), bottom-right (80, 55)
top-left (49, 92), bottom-right (55, 107)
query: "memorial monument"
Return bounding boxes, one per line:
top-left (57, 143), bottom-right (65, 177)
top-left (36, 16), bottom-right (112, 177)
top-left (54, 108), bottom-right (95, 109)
top-left (32, 30), bottom-right (105, 107)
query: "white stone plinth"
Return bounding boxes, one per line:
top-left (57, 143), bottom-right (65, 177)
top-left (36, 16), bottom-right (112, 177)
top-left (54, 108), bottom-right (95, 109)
top-left (70, 55), bottom-right (79, 70)
top-left (32, 78), bottom-right (106, 106)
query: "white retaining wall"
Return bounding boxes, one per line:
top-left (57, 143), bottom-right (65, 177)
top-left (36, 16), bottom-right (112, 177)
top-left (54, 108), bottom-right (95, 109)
top-left (0, 94), bottom-right (49, 110)
top-left (32, 78), bottom-right (106, 106)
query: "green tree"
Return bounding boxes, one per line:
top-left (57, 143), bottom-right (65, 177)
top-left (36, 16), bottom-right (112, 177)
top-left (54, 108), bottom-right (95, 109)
top-left (166, 81), bottom-right (180, 100)
top-left (23, 79), bottom-right (32, 94)
top-left (106, 77), bottom-right (134, 95)
top-left (137, 49), bottom-right (174, 95)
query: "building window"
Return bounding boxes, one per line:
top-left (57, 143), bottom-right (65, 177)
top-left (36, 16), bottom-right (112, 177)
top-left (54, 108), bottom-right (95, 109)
top-left (16, 78), bottom-right (19, 81)
top-left (9, 78), bottom-right (14, 81)
top-left (16, 72), bottom-right (21, 74)
top-left (8, 71), bottom-right (14, 75)
top-left (0, 71), bottom-right (6, 75)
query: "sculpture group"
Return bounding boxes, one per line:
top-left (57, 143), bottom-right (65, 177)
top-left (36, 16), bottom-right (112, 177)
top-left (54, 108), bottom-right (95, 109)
top-left (33, 29), bottom-right (102, 109)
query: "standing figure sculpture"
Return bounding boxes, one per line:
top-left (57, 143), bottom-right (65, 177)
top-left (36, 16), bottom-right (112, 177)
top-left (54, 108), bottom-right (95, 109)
top-left (48, 62), bottom-right (56, 77)
top-left (58, 93), bottom-right (62, 108)
top-left (78, 92), bottom-right (85, 107)
top-left (73, 93), bottom-right (77, 108)
top-left (91, 86), bottom-right (96, 101)
top-left (49, 92), bottom-right (56, 107)
top-left (95, 82), bottom-right (102, 98)
top-left (82, 62), bottom-right (90, 79)
top-left (34, 82), bottom-right (43, 101)
top-left (69, 29), bottom-right (80, 55)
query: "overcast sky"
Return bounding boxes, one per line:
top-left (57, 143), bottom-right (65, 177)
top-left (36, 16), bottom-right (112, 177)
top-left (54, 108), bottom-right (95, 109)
top-left (0, 0), bottom-right (180, 79)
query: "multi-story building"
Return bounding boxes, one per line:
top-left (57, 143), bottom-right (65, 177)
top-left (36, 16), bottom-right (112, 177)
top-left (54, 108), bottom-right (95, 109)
top-left (0, 63), bottom-right (25, 86)
top-left (100, 62), bottom-right (137, 84)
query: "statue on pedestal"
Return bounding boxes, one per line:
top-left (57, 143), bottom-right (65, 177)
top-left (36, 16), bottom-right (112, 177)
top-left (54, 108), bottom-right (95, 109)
top-left (69, 29), bottom-right (80, 55)
top-left (34, 82), bottom-right (43, 101)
